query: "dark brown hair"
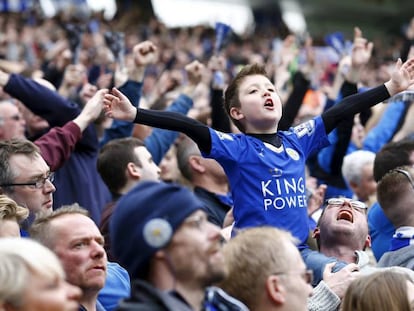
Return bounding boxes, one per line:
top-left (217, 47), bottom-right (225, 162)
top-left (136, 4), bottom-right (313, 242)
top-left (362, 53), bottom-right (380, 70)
top-left (224, 63), bottom-right (268, 132)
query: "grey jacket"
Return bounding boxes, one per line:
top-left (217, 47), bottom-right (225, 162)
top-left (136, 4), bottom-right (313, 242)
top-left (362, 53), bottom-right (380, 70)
top-left (378, 244), bottom-right (414, 270)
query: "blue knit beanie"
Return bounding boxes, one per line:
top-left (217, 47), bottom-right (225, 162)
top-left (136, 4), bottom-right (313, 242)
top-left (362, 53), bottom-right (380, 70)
top-left (110, 181), bottom-right (205, 279)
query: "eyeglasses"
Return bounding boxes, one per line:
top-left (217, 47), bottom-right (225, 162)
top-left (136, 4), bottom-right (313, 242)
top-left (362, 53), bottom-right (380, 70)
top-left (326, 198), bottom-right (367, 213)
top-left (392, 168), bottom-right (414, 190)
top-left (272, 269), bottom-right (314, 285)
top-left (0, 172), bottom-right (55, 189)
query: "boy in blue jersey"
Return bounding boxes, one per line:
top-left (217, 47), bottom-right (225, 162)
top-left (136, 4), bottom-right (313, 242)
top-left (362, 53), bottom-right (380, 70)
top-left (102, 54), bottom-right (414, 284)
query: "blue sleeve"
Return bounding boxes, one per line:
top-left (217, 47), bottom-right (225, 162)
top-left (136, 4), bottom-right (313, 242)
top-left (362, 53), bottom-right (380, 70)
top-left (368, 202), bottom-right (395, 261)
top-left (292, 116), bottom-right (329, 157)
top-left (4, 74), bottom-right (80, 126)
top-left (363, 101), bottom-right (407, 153)
top-left (97, 261), bottom-right (130, 311)
top-left (4, 73), bottom-right (98, 150)
top-left (145, 94), bottom-right (193, 164)
top-left (100, 80), bottom-right (143, 147)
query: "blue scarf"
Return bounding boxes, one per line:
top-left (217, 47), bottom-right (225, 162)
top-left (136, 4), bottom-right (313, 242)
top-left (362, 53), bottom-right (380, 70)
top-left (390, 227), bottom-right (414, 251)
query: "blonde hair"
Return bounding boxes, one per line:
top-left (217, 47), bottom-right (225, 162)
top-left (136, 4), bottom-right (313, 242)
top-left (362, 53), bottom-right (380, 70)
top-left (342, 270), bottom-right (412, 311)
top-left (219, 227), bottom-right (298, 310)
top-left (0, 195), bottom-right (29, 223)
top-left (0, 237), bottom-right (65, 307)
top-left (29, 203), bottom-right (89, 248)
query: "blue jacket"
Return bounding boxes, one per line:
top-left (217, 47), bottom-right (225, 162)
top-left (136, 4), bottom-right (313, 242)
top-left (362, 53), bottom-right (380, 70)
top-left (368, 202), bottom-right (395, 261)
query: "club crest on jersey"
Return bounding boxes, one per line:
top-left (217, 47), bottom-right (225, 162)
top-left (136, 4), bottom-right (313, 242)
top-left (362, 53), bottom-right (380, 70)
top-left (293, 120), bottom-right (315, 138)
top-left (286, 148), bottom-right (300, 160)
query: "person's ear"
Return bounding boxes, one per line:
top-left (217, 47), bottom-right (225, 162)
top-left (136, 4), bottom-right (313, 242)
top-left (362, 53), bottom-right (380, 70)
top-left (229, 106), bottom-right (244, 121)
top-left (265, 275), bottom-right (286, 305)
top-left (364, 235), bottom-right (372, 249)
top-left (126, 162), bottom-right (141, 179)
top-left (188, 155), bottom-right (205, 173)
top-left (312, 227), bottom-right (320, 239)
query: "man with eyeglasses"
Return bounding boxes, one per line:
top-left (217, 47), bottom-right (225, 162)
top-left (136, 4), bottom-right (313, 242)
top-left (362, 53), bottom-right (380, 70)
top-left (0, 139), bottom-right (56, 228)
top-left (313, 196), bottom-right (414, 294)
top-left (219, 226), bottom-right (338, 311)
top-left (0, 89), bottom-right (107, 228)
top-left (314, 197), bottom-right (370, 268)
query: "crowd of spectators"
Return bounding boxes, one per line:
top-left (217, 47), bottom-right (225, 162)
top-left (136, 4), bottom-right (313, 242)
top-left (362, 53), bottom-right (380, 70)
top-left (0, 4), bottom-right (414, 311)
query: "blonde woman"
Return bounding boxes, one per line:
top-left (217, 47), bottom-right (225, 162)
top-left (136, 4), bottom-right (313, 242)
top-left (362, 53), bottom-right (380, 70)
top-left (0, 237), bottom-right (81, 311)
top-left (0, 195), bottom-right (29, 237)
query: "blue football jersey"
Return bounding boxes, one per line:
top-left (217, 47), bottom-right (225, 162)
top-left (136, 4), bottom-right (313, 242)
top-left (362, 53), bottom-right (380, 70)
top-left (205, 116), bottom-right (329, 248)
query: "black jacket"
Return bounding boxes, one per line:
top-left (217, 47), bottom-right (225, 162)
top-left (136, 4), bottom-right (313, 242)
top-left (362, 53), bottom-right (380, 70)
top-left (116, 280), bottom-right (193, 311)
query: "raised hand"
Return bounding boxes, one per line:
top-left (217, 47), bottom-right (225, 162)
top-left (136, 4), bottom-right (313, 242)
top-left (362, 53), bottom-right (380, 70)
top-left (385, 57), bottom-right (414, 96)
top-left (208, 55), bottom-right (227, 89)
top-left (181, 60), bottom-right (205, 96)
top-left (346, 27), bottom-right (373, 83)
top-left (128, 40), bottom-right (158, 83)
top-left (79, 81), bottom-right (98, 105)
top-left (133, 40), bottom-right (158, 67)
top-left (279, 34), bottom-right (299, 67)
top-left (351, 27), bottom-right (373, 68)
top-left (185, 60), bottom-right (205, 86)
top-left (208, 55), bottom-right (226, 72)
top-left (74, 89), bottom-right (108, 131)
top-left (103, 87), bottom-right (136, 121)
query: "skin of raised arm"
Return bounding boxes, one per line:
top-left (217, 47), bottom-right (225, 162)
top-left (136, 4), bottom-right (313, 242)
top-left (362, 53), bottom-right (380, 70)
top-left (73, 89), bottom-right (107, 131)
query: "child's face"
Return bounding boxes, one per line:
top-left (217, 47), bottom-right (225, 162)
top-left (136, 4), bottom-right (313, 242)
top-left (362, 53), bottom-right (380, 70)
top-left (233, 74), bottom-right (282, 133)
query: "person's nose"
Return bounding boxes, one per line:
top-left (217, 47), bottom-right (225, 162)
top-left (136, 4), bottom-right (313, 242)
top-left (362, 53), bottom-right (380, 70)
top-left (90, 240), bottom-right (105, 258)
top-left (43, 179), bottom-right (56, 193)
top-left (19, 117), bottom-right (26, 126)
top-left (263, 89), bottom-right (271, 97)
top-left (207, 221), bottom-right (222, 240)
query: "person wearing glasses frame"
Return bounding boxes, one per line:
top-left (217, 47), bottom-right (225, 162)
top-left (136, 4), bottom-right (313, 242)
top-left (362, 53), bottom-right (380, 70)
top-left (219, 226), bottom-right (359, 311)
top-left (102, 26), bottom-right (414, 287)
top-left (0, 89), bottom-right (107, 229)
top-left (0, 139), bottom-right (56, 229)
top-left (314, 197), bottom-right (414, 277)
top-left (314, 197), bottom-right (371, 265)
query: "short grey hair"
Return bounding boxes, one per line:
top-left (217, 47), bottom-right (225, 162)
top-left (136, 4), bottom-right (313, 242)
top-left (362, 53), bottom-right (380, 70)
top-left (342, 150), bottom-right (376, 186)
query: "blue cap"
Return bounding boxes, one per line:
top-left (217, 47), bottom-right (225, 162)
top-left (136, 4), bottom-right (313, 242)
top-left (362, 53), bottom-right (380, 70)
top-left (110, 181), bottom-right (205, 279)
